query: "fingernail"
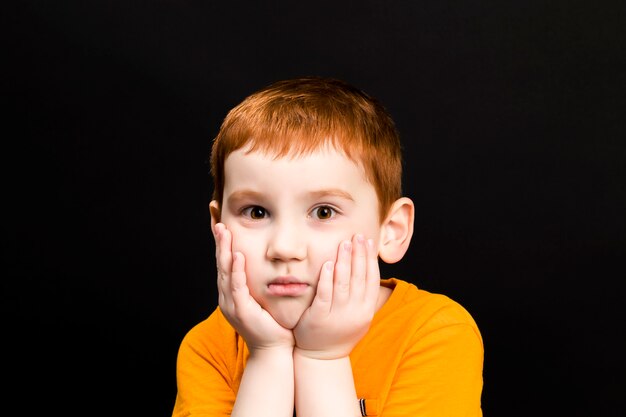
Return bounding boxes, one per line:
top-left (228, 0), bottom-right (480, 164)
top-left (325, 261), bottom-right (334, 271)
top-left (356, 234), bottom-right (365, 244)
top-left (343, 240), bottom-right (352, 251)
top-left (367, 238), bottom-right (374, 249)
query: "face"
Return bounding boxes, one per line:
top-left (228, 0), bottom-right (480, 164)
top-left (215, 146), bottom-right (383, 329)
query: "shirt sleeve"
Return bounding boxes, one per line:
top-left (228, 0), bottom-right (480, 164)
top-left (381, 302), bottom-right (484, 417)
top-left (172, 309), bottom-right (240, 417)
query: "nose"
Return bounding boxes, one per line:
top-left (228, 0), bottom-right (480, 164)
top-left (266, 219), bottom-right (306, 262)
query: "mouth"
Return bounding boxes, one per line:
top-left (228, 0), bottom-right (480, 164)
top-left (267, 276), bottom-right (310, 297)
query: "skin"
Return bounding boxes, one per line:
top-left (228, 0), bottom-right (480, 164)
top-left (210, 145), bottom-right (412, 417)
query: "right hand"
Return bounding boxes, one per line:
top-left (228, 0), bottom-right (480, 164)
top-left (214, 223), bottom-right (295, 352)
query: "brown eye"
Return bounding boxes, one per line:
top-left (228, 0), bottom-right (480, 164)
top-left (313, 206), bottom-right (335, 220)
top-left (245, 206), bottom-right (267, 219)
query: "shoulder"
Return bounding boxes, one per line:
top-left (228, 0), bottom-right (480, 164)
top-left (377, 278), bottom-right (483, 345)
top-left (360, 280), bottom-right (484, 415)
top-left (177, 307), bottom-right (240, 362)
top-left (173, 309), bottom-right (245, 416)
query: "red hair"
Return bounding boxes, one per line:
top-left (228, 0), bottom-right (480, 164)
top-left (210, 77), bottom-right (403, 222)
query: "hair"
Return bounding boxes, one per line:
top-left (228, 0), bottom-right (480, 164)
top-left (210, 76), bottom-right (403, 222)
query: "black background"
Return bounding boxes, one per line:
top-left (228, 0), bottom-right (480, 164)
top-left (4, 1), bottom-right (625, 416)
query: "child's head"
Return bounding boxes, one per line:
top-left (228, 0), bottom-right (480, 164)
top-left (209, 77), bottom-right (414, 328)
top-left (210, 77), bottom-right (403, 223)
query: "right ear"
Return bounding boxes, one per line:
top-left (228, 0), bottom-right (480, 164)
top-left (209, 200), bottom-right (221, 236)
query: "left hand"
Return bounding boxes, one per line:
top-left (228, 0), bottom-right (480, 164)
top-left (293, 233), bottom-right (380, 360)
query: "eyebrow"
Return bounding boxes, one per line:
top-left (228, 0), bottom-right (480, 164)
top-left (226, 190), bottom-right (266, 206)
top-left (226, 188), bottom-right (355, 205)
top-left (308, 189), bottom-right (355, 202)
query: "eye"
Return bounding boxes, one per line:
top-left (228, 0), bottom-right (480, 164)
top-left (242, 206), bottom-right (267, 220)
top-left (311, 205), bottom-right (336, 220)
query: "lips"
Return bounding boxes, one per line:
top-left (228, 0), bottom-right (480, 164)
top-left (267, 276), bottom-right (310, 297)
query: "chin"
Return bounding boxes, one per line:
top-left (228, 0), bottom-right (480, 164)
top-left (275, 318), bottom-right (299, 330)
top-left (267, 303), bottom-right (308, 330)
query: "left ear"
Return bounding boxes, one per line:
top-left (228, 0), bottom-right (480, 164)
top-left (378, 197), bottom-right (415, 264)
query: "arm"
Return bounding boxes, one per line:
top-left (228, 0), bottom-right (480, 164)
top-left (293, 234), bottom-right (380, 417)
top-left (234, 346), bottom-right (294, 417)
top-left (214, 223), bottom-right (295, 417)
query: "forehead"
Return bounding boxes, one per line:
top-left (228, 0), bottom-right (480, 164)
top-left (223, 147), bottom-right (372, 194)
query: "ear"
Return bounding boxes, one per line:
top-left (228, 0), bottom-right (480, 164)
top-left (378, 197), bottom-right (415, 264)
top-left (209, 200), bottom-right (221, 237)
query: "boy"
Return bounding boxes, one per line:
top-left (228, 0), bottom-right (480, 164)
top-left (172, 77), bottom-right (483, 417)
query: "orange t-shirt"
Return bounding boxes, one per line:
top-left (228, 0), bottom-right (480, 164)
top-left (172, 278), bottom-right (483, 416)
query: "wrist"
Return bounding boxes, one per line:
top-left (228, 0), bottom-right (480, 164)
top-left (249, 344), bottom-right (295, 360)
top-left (293, 346), bottom-right (351, 361)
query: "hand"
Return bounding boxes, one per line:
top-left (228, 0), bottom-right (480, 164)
top-left (214, 223), bottom-right (295, 352)
top-left (293, 233), bottom-right (380, 360)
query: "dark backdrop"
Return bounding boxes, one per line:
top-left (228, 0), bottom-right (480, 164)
top-left (5, 1), bottom-right (625, 416)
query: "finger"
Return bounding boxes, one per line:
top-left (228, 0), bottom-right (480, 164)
top-left (308, 261), bottom-right (334, 316)
top-left (227, 252), bottom-right (251, 320)
top-left (211, 221), bottom-right (223, 241)
top-left (350, 234), bottom-right (367, 300)
top-left (364, 238), bottom-right (381, 306)
top-left (332, 239), bottom-right (352, 305)
top-left (215, 223), bottom-right (233, 276)
top-left (230, 251), bottom-right (250, 304)
top-left (215, 224), bottom-right (234, 309)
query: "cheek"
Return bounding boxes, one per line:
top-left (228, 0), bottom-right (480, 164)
top-left (227, 230), bottom-right (265, 286)
top-left (311, 232), bottom-right (347, 263)
top-left (225, 226), bottom-right (263, 258)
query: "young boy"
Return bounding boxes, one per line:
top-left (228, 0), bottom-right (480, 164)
top-left (172, 77), bottom-right (483, 417)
